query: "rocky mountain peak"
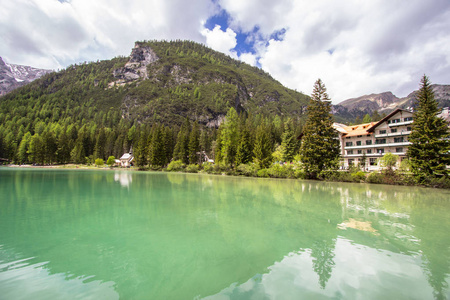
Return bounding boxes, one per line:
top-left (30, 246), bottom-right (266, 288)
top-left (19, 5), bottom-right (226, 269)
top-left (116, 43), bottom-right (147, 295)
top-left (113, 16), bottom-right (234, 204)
top-left (112, 44), bottom-right (159, 84)
top-left (0, 57), bottom-right (53, 96)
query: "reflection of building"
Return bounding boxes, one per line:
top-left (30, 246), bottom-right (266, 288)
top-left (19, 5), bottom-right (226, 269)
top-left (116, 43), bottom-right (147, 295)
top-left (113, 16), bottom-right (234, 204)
top-left (334, 109), bottom-right (414, 170)
top-left (114, 172), bottom-right (132, 187)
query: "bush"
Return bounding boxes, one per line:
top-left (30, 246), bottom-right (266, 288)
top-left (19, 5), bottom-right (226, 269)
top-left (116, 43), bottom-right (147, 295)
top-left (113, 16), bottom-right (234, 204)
top-left (106, 156), bottom-right (116, 167)
top-left (366, 172), bottom-right (384, 184)
top-left (267, 164), bottom-right (295, 178)
top-left (186, 164), bottom-right (199, 173)
top-left (213, 162), bottom-right (231, 175)
top-left (351, 171), bottom-right (366, 182)
top-left (94, 158), bottom-right (104, 167)
top-left (422, 176), bottom-right (450, 189)
top-left (201, 162), bottom-right (214, 173)
top-left (166, 160), bottom-right (185, 172)
top-left (237, 163), bottom-right (258, 177)
top-left (257, 169), bottom-right (270, 178)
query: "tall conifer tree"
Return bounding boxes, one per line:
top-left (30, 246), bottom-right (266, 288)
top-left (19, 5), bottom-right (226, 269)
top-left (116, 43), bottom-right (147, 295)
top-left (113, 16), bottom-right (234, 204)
top-left (253, 121), bottom-right (273, 169)
top-left (407, 75), bottom-right (450, 180)
top-left (300, 79), bottom-right (340, 179)
top-left (281, 119), bottom-right (296, 162)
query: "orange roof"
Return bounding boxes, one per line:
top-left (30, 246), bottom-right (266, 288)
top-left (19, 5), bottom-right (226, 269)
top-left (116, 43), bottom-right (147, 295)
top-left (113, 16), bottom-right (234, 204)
top-left (341, 122), bottom-right (376, 137)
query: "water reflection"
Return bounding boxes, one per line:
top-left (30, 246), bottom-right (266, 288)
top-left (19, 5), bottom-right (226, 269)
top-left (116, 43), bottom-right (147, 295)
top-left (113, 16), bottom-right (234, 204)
top-left (0, 169), bottom-right (449, 299)
top-left (114, 171), bottom-right (132, 188)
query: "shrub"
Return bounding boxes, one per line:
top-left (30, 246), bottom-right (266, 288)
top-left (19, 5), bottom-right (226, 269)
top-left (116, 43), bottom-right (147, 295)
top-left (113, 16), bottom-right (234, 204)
top-left (201, 162), bottom-right (214, 173)
top-left (257, 169), bottom-right (270, 178)
top-left (351, 171), bottom-right (366, 182)
top-left (166, 160), bottom-right (185, 172)
top-left (213, 162), bottom-right (231, 174)
top-left (268, 164), bottom-right (295, 178)
top-left (106, 156), bottom-right (116, 167)
top-left (294, 169), bottom-right (306, 179)
top-left (422, 176), bottom-right (450, 189)
top-left (237, 163), bottom-right (258, 177)
top-left (94, 158), bottom-right (104, 167)
top-left (367, 172), bottom-right (384, 184)
top-left (186, 164), bottom-right (199, 173)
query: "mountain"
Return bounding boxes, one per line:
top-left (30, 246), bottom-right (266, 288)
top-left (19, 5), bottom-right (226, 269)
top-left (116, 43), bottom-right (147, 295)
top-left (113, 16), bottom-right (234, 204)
top-left (333, 84), bottom-right (450, 122)
top-left (0, 40), bottom-right (309, 128)
top-left (0, 57), bottom-right (53, 95)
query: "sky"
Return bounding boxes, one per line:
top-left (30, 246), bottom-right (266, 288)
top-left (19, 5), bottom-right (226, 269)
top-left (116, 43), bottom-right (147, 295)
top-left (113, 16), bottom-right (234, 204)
top-left (1, 0), bottom-right (449, 103)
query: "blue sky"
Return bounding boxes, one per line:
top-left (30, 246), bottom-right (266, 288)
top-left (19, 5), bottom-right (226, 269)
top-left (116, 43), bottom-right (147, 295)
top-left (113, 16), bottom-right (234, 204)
top-left (1, 0), bottom-right (449, 103)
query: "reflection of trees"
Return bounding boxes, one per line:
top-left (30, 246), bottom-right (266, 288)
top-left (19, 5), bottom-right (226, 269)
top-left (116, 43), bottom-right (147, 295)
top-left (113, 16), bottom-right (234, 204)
top-left (311, 238), bottom-right (336, 289)
top-left (408, 192), bottom-right (450, 300)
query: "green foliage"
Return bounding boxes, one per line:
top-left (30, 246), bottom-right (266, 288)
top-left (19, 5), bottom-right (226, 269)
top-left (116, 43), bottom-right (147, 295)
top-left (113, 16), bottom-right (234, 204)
top-left (267, 164), bottom-right (295, 179)
top-left (201, 162), bottom-right (214, 173)
top-left (106, 156), bottom-right (116, 166)
top-left (220, 107), bottom-right (239, 165)
top-left (95, 158), bottom-right (104, 167)
top-left (281, 119), bottom-right (296, 162)
top-left (378, 152), bottom-right (398, 171)
top-left (253, 122), bottom-right (273, 169)
top-left (186, 164), bottom-right (199, 173)
top-left (256, 169), bottom-right (270, 178)
top-left (351, 171), bottom-right (366, 182)
top-left (236, 163), bottom-right (258, 177)
top-left (300, 79), bottom-right (340, 179)
top-left (362, 113), bottom-right (372, 123)
top-left (166, 160), bottom-right (185, 172)
top-left (408, 75), bottom-right (450, 181)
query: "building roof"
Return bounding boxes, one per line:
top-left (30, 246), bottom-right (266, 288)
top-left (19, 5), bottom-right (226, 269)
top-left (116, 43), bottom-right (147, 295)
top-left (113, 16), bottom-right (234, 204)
top-left (367, 108), bottom-right (411, 132)
top-left (120, 153), bottom-right (133, 160)
top-left (339, 122), bottom-right (377, 137)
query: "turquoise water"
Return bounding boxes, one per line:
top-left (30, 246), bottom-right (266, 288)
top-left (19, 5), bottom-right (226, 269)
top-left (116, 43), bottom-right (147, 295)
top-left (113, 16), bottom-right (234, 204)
top-left (0, 168), bottom-right (449, 299)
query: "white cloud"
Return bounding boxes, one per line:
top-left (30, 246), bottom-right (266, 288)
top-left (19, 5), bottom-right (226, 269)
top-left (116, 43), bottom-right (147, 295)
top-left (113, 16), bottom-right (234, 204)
top-left (219, 0), bottom-right (450, 102)
top-left (1, 0), bottom-right (449, 103)
top-left (0, 0), bottom-right (215, 69)
top-left (201, 25), bottom-right (238, 58)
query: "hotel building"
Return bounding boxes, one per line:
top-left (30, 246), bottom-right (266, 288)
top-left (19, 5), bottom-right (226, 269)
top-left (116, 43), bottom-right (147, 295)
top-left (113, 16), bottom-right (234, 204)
top-left (334, 109), bottom-right (414, 170)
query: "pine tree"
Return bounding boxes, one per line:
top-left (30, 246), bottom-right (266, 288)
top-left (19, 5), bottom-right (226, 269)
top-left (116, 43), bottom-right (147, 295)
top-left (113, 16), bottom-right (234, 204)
top-left (407, 75), bottom-right (450, 180)
top-left (149, 124), bottom-right (166, 167)
top-left (173, 118), bottom-right (190, 164)
top-left (236, 128), bottom-right (253, 166)
top-left (253, 122), bottom-right (273, 169)
top-left (188, 122), bottom-right (200, 164)
top-left (299, 79), bottom-right (340, 179)
top-left (220, 107), bottom-right (239, 166)
top-left (363, 113), bottom-right (372, 123)
top-left (281, 119), bottom-right (296, 162)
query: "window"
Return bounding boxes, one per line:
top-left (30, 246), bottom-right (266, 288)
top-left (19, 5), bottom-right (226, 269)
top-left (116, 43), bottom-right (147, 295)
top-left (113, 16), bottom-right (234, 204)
top-left (377, 148), bottom-right (384, 154)
top-left (366, 140), bottom-right (372, 145)
top-left (356, 141), bottom-right (362, 146)
top-left (346, 137), bottom-right (351, 139)
top-left (357, 150), bottom-right (362, 154)
top-left (394, 137), bottom-right (404, 143)
top-left (376, 139), bottom-right (386, 144)
top-left (407, 126), bottom-right (412, 131)
top-left (346, 142), bottom-right (353, 146)
top-left (348, 159), bottom-right (354, 166)
top-left (391, 118), bottom-right (401, 123)
top-left (404, 117), bottom-right (413, 121)
top-left (357, 135), bottom-right (363, 138)
top-left (391, 128), bottom-right (397, 133)
top-left (379, 130), bottom-right (386, 134)
top-left (395, 147), bottom-right (403, 153)
top-left (370, 158), bottom-right (377, 165)
top-left (367, 149), bottom-right (372, 154)
top-left (347, 150), bottom-right (353, 155)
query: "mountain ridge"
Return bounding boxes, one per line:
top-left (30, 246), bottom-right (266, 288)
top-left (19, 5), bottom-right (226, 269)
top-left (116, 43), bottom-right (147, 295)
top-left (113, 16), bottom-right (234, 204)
top-left (0, 57), bottom-right (53, 95)
top-left (333, 84), bottom-right (450, 122)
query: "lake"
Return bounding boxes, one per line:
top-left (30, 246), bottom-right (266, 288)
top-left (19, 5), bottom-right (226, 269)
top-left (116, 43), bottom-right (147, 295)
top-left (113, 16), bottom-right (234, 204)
top-left (0, 168), bottom-right (449, 299)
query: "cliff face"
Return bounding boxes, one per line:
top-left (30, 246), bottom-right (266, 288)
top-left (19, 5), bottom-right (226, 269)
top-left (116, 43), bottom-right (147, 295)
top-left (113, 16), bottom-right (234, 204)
top-left (0, 57), bottom-right (53, 96)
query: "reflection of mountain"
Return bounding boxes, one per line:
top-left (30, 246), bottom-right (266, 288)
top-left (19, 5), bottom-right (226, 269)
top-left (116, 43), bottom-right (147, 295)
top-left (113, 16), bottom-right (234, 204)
top-left (0, 170), bottom-right (449, 299)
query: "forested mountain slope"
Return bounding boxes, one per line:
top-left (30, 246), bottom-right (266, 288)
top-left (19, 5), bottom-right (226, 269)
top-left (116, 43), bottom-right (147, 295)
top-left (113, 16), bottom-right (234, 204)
top-left (0, 40), bottom-right (309, 164)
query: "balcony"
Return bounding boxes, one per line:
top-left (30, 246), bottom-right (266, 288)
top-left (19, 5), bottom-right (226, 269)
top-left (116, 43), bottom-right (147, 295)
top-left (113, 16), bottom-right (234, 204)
top-left (374, 130), bottom-right (411, 138)
top-left (388, 120), bottom-right (413, 127)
